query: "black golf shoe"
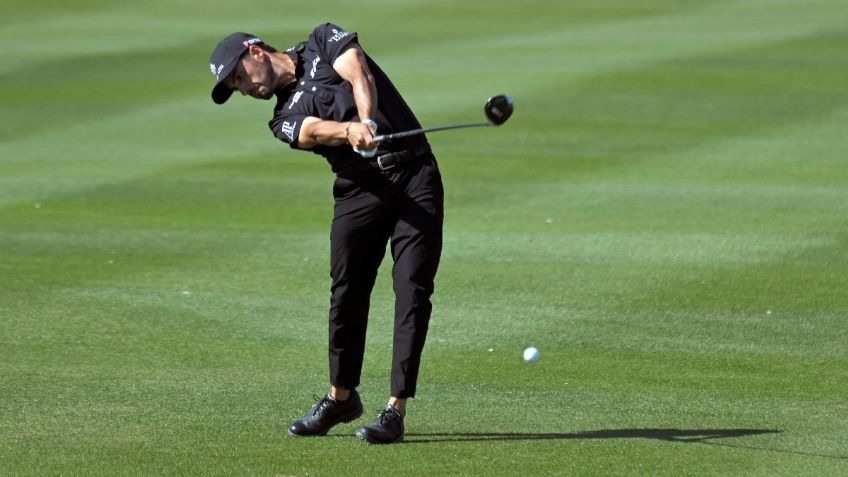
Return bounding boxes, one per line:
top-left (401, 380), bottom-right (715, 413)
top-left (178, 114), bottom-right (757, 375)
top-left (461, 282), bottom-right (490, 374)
top-left (355, 405), bottom-right (405, 444)
top-left (288, 391), bottom-right (363, 437)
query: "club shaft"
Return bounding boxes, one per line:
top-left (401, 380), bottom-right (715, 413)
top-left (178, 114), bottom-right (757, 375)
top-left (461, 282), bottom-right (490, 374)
top-left (373, 122), bottom-right (491, 143)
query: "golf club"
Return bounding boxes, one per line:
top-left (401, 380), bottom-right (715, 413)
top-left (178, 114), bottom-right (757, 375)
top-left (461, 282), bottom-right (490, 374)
top-left (372, 94), bottom-right (514, 143)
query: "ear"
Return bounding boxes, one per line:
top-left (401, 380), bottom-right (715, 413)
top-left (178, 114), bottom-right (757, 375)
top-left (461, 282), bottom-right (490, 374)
top-left (247, 44), bottom-right (267, 62)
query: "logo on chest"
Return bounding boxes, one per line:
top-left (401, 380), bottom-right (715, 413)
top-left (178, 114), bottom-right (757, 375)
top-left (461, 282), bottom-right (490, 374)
top-left (310, 56), bottom-right (321, 79)
top-left (288, 91), bottom-right (304, 110)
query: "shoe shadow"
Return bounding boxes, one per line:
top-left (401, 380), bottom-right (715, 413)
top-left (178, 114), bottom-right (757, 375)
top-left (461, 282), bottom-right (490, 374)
top-left (403, 428), bottom-right (848, 460)
top-left (404, 428), bottom-right (781, 444)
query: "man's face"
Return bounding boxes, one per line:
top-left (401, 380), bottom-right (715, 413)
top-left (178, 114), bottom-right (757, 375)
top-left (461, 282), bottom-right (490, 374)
top-left (224, 48), bottom-right (275, 100)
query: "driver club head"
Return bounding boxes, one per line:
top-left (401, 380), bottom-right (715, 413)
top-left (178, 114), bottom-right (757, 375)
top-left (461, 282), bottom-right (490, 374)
top-left (484, 94), bottom-right (514, 126)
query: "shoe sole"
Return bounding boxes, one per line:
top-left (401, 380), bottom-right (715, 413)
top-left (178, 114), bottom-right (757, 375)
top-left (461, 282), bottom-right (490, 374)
top-left (287, 406), bottom-right (364, 437)
top-left (355, 428), bottom-right (404, 445)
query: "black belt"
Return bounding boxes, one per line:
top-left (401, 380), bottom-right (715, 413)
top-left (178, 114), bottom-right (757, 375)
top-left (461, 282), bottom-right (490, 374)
top-left (375, 144), bottom-right (431, 171)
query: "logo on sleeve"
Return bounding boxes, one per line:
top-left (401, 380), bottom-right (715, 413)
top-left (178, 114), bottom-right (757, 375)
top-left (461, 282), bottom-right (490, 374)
top-left (328, 29), bottom-right (350, 43)
top-left (281, 121), bottom-right (297, 142)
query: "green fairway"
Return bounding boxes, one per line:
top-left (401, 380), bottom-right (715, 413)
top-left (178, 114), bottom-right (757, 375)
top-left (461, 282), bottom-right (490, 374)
top-left (2, 0), bottom-right (847, 475)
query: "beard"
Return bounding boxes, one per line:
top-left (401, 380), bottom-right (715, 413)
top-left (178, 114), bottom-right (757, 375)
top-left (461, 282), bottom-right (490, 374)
top-left (249, 59), bottom-right (277, 100)
top-left (252, 84), bottom-right (275, 100)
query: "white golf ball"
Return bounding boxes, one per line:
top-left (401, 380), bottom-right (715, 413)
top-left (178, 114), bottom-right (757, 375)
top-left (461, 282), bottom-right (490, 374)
top-left (523, 346), bottom-right (540, 363)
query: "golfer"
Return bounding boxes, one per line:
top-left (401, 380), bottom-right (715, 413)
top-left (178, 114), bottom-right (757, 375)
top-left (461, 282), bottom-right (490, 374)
top-left (208, 23), bottom-right (443, 444)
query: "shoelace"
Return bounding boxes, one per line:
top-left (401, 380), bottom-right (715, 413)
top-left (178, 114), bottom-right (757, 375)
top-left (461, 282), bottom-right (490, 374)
top-left (312, 394), bottom-right (335, 417)
top-left (376, 407), bottom-right (400, 426)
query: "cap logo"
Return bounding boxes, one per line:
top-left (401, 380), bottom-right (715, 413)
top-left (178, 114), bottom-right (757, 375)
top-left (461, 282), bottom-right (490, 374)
top-left (210, 63), bottom-right (225, 80)
top-left (242, 37), bottom-right (263, 47)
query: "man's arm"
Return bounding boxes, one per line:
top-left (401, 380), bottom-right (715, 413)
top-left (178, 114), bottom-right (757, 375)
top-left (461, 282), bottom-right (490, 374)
top-left (296, 43), bottom-right (378, 150)
top-left (297, 117), bottom-right (373, 150)
top-left (332, 44), bottom-right (377, 125)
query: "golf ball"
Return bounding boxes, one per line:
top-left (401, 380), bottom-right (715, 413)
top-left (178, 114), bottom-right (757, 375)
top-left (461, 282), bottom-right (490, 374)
top-left (523, 346), bottom-right (540, 363)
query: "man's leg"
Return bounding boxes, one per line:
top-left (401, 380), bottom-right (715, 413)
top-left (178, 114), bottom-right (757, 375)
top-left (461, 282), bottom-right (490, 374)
top-left (357, 159), bottom-right (444, 445)
top-left (387, 190), bottom-right (443, 399)
top-left (328, 198), bottom-right (391, 393)
top-left (289, 187), bottom-right (390, 437)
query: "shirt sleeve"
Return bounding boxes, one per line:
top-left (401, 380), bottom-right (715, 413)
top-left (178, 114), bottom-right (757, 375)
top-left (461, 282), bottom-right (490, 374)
top-left (311, 23), bottom-right (359, 64)
top-left (269, 111), bottom-right (308, 149)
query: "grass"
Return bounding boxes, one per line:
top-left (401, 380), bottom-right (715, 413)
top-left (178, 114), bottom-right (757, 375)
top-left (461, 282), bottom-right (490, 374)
top-left (1, 0), bottom-right (847, 475)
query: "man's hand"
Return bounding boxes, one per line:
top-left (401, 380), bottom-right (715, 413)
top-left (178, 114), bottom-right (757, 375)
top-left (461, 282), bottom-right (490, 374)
top-left (350, 120), bottom-right (377, 157)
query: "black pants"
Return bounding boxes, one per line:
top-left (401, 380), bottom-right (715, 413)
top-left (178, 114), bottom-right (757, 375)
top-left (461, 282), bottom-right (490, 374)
top-left (328, 154), bottom-right (443, 398)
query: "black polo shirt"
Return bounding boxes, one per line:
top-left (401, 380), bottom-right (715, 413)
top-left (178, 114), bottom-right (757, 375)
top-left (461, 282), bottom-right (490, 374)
top-left (268, 23), bottom-right (428, 173)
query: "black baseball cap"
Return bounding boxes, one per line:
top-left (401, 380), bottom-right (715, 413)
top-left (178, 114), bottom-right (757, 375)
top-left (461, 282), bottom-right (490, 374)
top-left (209, 32), bottom-right (264, 104)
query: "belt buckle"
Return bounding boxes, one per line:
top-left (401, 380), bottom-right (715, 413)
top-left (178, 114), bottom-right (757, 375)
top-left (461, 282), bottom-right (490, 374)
top-left (377, 154), bottom-right (395, 171)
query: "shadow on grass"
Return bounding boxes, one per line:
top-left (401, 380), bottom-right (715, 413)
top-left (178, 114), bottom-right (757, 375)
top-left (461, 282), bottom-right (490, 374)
top-left (404, 428), bottom-right (846, 460)
top-left (404, 428), bottom-right (779, 444)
